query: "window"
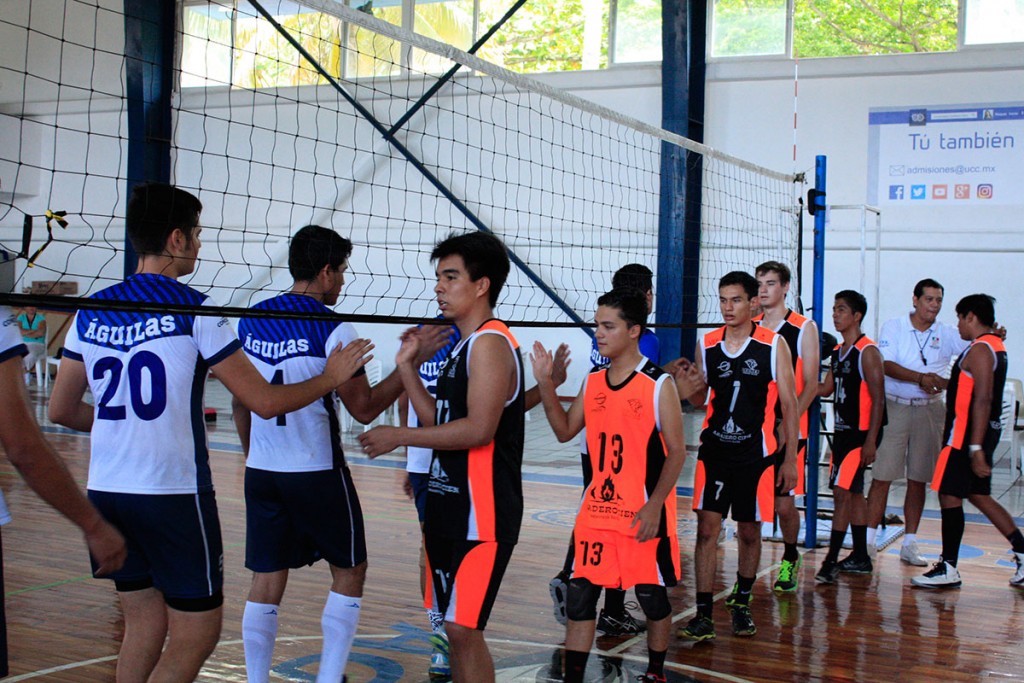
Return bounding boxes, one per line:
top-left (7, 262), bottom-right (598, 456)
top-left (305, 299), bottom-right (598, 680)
top-left (180, 2), bottom-right (233, 88)
top-left (711, 0), bottom-right (1023, 59)
top-left (711, 0), bottom-right (786, 58)
top-left (613, 0), bottom-right (663, 63)
top-left (964, 0), bottom-right (1024, 45)
top-left (180, 0), bottom-right (657, 88)
top-left (793, 0), bottom-right (957, 57)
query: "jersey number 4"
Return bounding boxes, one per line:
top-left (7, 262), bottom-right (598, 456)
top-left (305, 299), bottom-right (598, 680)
top-left (94, 351), bottom-right (167, 421)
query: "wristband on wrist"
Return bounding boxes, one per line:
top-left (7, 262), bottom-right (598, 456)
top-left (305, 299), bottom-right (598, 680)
top-left (969, 444), bottom-right (983, 453)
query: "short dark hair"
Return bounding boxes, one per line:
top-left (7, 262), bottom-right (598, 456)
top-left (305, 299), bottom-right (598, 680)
top-left (288, 225), bottom-right (353, 281)
top-left (755, 260), bottom-right (791, 285)
top-left (431, 231), bottom-right (510, 308)
top-left (612, 264), bottom-right (653, 293)
top-left (835, 289), bottom-right (867, 319)
top-left (126, 183), bottom-right (202, 255)
top-left (597, 287), bottom-right (648, 332)
top-left (719, 271), bottom-right (758, 300)
top-left (914, 278), bottom-right (944, 298)
top-left (956, 294), bottom-right (996, 327)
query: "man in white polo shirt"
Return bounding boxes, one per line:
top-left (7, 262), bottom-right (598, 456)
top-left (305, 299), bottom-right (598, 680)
top-left (865, 279), bottom-right (968, 566)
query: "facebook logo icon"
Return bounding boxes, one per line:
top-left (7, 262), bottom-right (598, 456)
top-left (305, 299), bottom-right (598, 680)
top-left (889, 185), bottom-right (905, 200)
top-left (911, 185), bottom-right (927, 200)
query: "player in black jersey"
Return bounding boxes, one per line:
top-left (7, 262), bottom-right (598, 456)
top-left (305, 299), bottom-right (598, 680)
top-left (755, 261), bottom-right (820, 592)
top-left (911, 294), bottom-right (1024, 589)
top-left (673, 271), bottom-right (799, 641)
top-left (360, 232), bottom-right (524, 683)
top-left (815, 291), bottom-right (886, 583)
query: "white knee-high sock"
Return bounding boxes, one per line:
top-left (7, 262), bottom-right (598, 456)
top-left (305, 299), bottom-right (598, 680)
top-left (317, 591), bottom-right (361, 683)
top-left (243, 601), bottom-right (280, 683)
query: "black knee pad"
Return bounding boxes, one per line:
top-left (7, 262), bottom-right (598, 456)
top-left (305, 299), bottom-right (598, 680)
top-left (634, 584), bottom-right (671, 621)
top-left (566, 578), bottom-right (602, 622)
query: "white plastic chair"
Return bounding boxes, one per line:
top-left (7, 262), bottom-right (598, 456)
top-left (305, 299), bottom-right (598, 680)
top-left (1001, 378), bottom-right (1024, 479)
top-left (362, 359), bottom-right (399, 432)
top-left (45, 354), bottom-right (60, 389)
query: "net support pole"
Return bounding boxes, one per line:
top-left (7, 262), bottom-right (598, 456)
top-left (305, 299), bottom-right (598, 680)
top-left (248, 0), bottom-right (586, 328)
top-left (805, 154), bottom-right (827, 548)
top-left (659, 0), bottom-right (705, 362)
top-left (122, 0), bottom-right (175, 278)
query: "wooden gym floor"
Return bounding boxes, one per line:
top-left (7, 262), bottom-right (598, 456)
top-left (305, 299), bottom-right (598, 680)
top-left (2, 379), bottom-right (1024, 682)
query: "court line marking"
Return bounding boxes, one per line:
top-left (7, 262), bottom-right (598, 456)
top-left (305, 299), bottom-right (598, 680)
top-left (3, 632), bottom-right (756, 682)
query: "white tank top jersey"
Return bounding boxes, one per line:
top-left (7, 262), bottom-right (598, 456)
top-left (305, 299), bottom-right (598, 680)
top-left (406, 321), bottom-right (460, 474)
top-left (238, 293), bottom-right (358, 473)
top-left (0, 306), bottom-right (28, 524)
top-left (62, 274), bottom-right (242, 495)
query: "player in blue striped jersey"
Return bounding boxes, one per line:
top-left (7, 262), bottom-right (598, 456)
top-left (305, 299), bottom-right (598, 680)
top-left (49, 184), bottom-right (371, 683)
top-left (233, 225), bottom-right (448, 683)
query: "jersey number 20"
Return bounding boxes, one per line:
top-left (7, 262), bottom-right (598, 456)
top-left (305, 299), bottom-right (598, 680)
top-left (94, 351), bottom-right (167, 421)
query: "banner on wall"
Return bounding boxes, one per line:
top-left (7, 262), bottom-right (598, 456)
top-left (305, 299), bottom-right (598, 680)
top-left (867, 103), bottom-right (1023, 206)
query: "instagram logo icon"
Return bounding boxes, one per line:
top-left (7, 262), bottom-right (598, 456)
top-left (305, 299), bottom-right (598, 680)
top-left (977, 184), bottom-right (994, 199)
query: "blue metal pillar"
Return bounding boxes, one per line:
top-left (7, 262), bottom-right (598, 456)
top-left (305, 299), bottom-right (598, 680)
top-left (123, 0), bottom-right (175, 277)
top-left (805, 154), bottom-right (827, 547)
top-left (659, 0), bottom-right (705, 362)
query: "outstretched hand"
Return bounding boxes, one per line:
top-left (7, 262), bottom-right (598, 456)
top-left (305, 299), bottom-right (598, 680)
top-left (671, 357), bottom-right (705, 402)
top-left (550, 343), bottom-right (572, 389)
top-left (412, 324), bottom-right (454, 365)
top-left (530, 341), bottom-right (554, 385)
top-left (328, 339), bottom-right (374, 386)
top-left (358, 425), bottom-right (403, 457)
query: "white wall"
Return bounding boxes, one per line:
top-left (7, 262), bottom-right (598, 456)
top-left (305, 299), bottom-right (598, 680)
top-left (704, 49), bottom-right (1024, 371)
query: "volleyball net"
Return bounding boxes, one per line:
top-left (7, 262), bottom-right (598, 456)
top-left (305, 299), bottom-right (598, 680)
top-left (0, 0), bottom-right (803, 327)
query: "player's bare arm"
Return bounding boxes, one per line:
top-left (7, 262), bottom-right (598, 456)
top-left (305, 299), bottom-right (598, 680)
top-left (963, 343), bottom-right (995, 478)
top-left (530, 340), bottom-right (584, 442)
top-left (230, 395), bottom-right (251, 456)
top-left (360, 332), bottom-right (516, 456)
top-left (217, 339), bottom-right (373, 419)
top-left (861, 345), bottom-right (887, 467)
top-left (395, 327), bottom-right (438, 427)
top-left (775, 341), bottom-right (799, 491)
top-left (798, 319), bottom-right (821, 416)
top-left (818, 367), bottom-right (835, 398)
top-left (341, 325), bottom-right (449, 424)
top-left (632, 378), bottom-right (686, 543)
top-left (524, 342), bottom-right (571, 411)
top-left (3, 358), bottom-right (126, 575)
top-left (48, 358), bottom-right (95, 432)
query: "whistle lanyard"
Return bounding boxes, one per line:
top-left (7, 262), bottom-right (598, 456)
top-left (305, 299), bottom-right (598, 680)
top-left (914, 328), bottom-right (933, 366)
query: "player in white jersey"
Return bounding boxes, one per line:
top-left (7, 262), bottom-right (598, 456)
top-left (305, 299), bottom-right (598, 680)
top-left (0, 306), bottom-right (125, 671)
top-left (233, 226), bottom-right (444, 683)
top-left (49, 184), bottom-right (370, 683)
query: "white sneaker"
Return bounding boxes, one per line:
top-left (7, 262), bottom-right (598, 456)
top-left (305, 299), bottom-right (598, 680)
top-left (900, 541), bottom-right (928, 566)
top-left (911, 560), bottom-right (962, 589)
top-left (1010, 552), bottom-right (1024, 588)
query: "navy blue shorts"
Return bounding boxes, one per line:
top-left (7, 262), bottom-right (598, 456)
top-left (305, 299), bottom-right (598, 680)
top-left (408, 471), bottom-right (430, 523)
top-left (88, 490), bottom-right (223, 607)
top-left (245, 465), bottom-right (367, 573)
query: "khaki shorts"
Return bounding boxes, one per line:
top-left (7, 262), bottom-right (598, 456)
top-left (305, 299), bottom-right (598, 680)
top-left (871, 399), bottom-right (945, 483)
